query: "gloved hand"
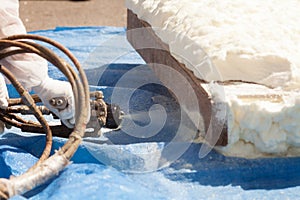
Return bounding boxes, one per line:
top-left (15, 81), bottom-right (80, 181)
top-left (33, 77), bottom-right (75, 128)
top-left (0, 74), bottom-right (8, 133)
top-left (1, 54), bottom-right (76, 128)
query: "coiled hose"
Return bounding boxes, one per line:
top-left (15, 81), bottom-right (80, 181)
top-left (0, 34), bottom-right (90, 199)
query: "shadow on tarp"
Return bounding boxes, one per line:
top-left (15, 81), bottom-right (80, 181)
top-left (86, 63), bottom-right (186, 145)
top-left (85, 63), bottom-right (155, 88)
top-left (165, 143), bottom-right (300, 190)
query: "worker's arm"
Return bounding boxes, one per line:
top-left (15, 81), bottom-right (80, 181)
top-left (0, 0), bottom-right (75, 128)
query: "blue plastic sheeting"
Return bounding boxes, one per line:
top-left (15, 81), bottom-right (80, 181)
top-left (1, 26), bottom-right (300, 199)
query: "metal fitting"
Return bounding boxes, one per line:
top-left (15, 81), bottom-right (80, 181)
top-left (49, 97), bottom-right (68, 110)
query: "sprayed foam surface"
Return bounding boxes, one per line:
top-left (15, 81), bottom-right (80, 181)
top-left (126, 0), bottom-right (300, 89)
top-left (204, 83), bottom-right (300, 157)
top-left (126, 0), bottom-right (300, 156)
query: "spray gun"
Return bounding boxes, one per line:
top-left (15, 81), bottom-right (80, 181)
top-left (0, 91), bottom-right (123, 138)
top-left (47, 90), bottom-right (124, 136)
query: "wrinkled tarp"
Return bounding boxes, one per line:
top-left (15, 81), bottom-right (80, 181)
top-left (1, 27), bottom-right (300, 200)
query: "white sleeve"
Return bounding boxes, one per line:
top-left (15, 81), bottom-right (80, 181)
top-left (0, 0), bottom-right (48, 90)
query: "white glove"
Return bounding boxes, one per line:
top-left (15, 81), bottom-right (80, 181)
top-left (1, 54), bottom-right (75, 128)
top-left (33, 77), bottom-right (75, 128)
top-left (0, 73), bottom-right (8, 134)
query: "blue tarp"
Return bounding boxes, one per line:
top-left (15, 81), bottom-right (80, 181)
top-left (1, 27), bottom-right (300, 199)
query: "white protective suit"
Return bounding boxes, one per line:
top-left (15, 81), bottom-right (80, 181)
top-left (0, 0), bottom-right (75, 132)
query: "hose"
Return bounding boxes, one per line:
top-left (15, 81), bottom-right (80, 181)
top-left (0, 34), bottom-right (90, 199)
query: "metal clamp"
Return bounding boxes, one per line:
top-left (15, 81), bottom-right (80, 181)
top-left (49, 97), bottom-right (68, 110)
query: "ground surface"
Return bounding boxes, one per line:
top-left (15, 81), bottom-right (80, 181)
top-left (19, 0), bottom-right (126, 32)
